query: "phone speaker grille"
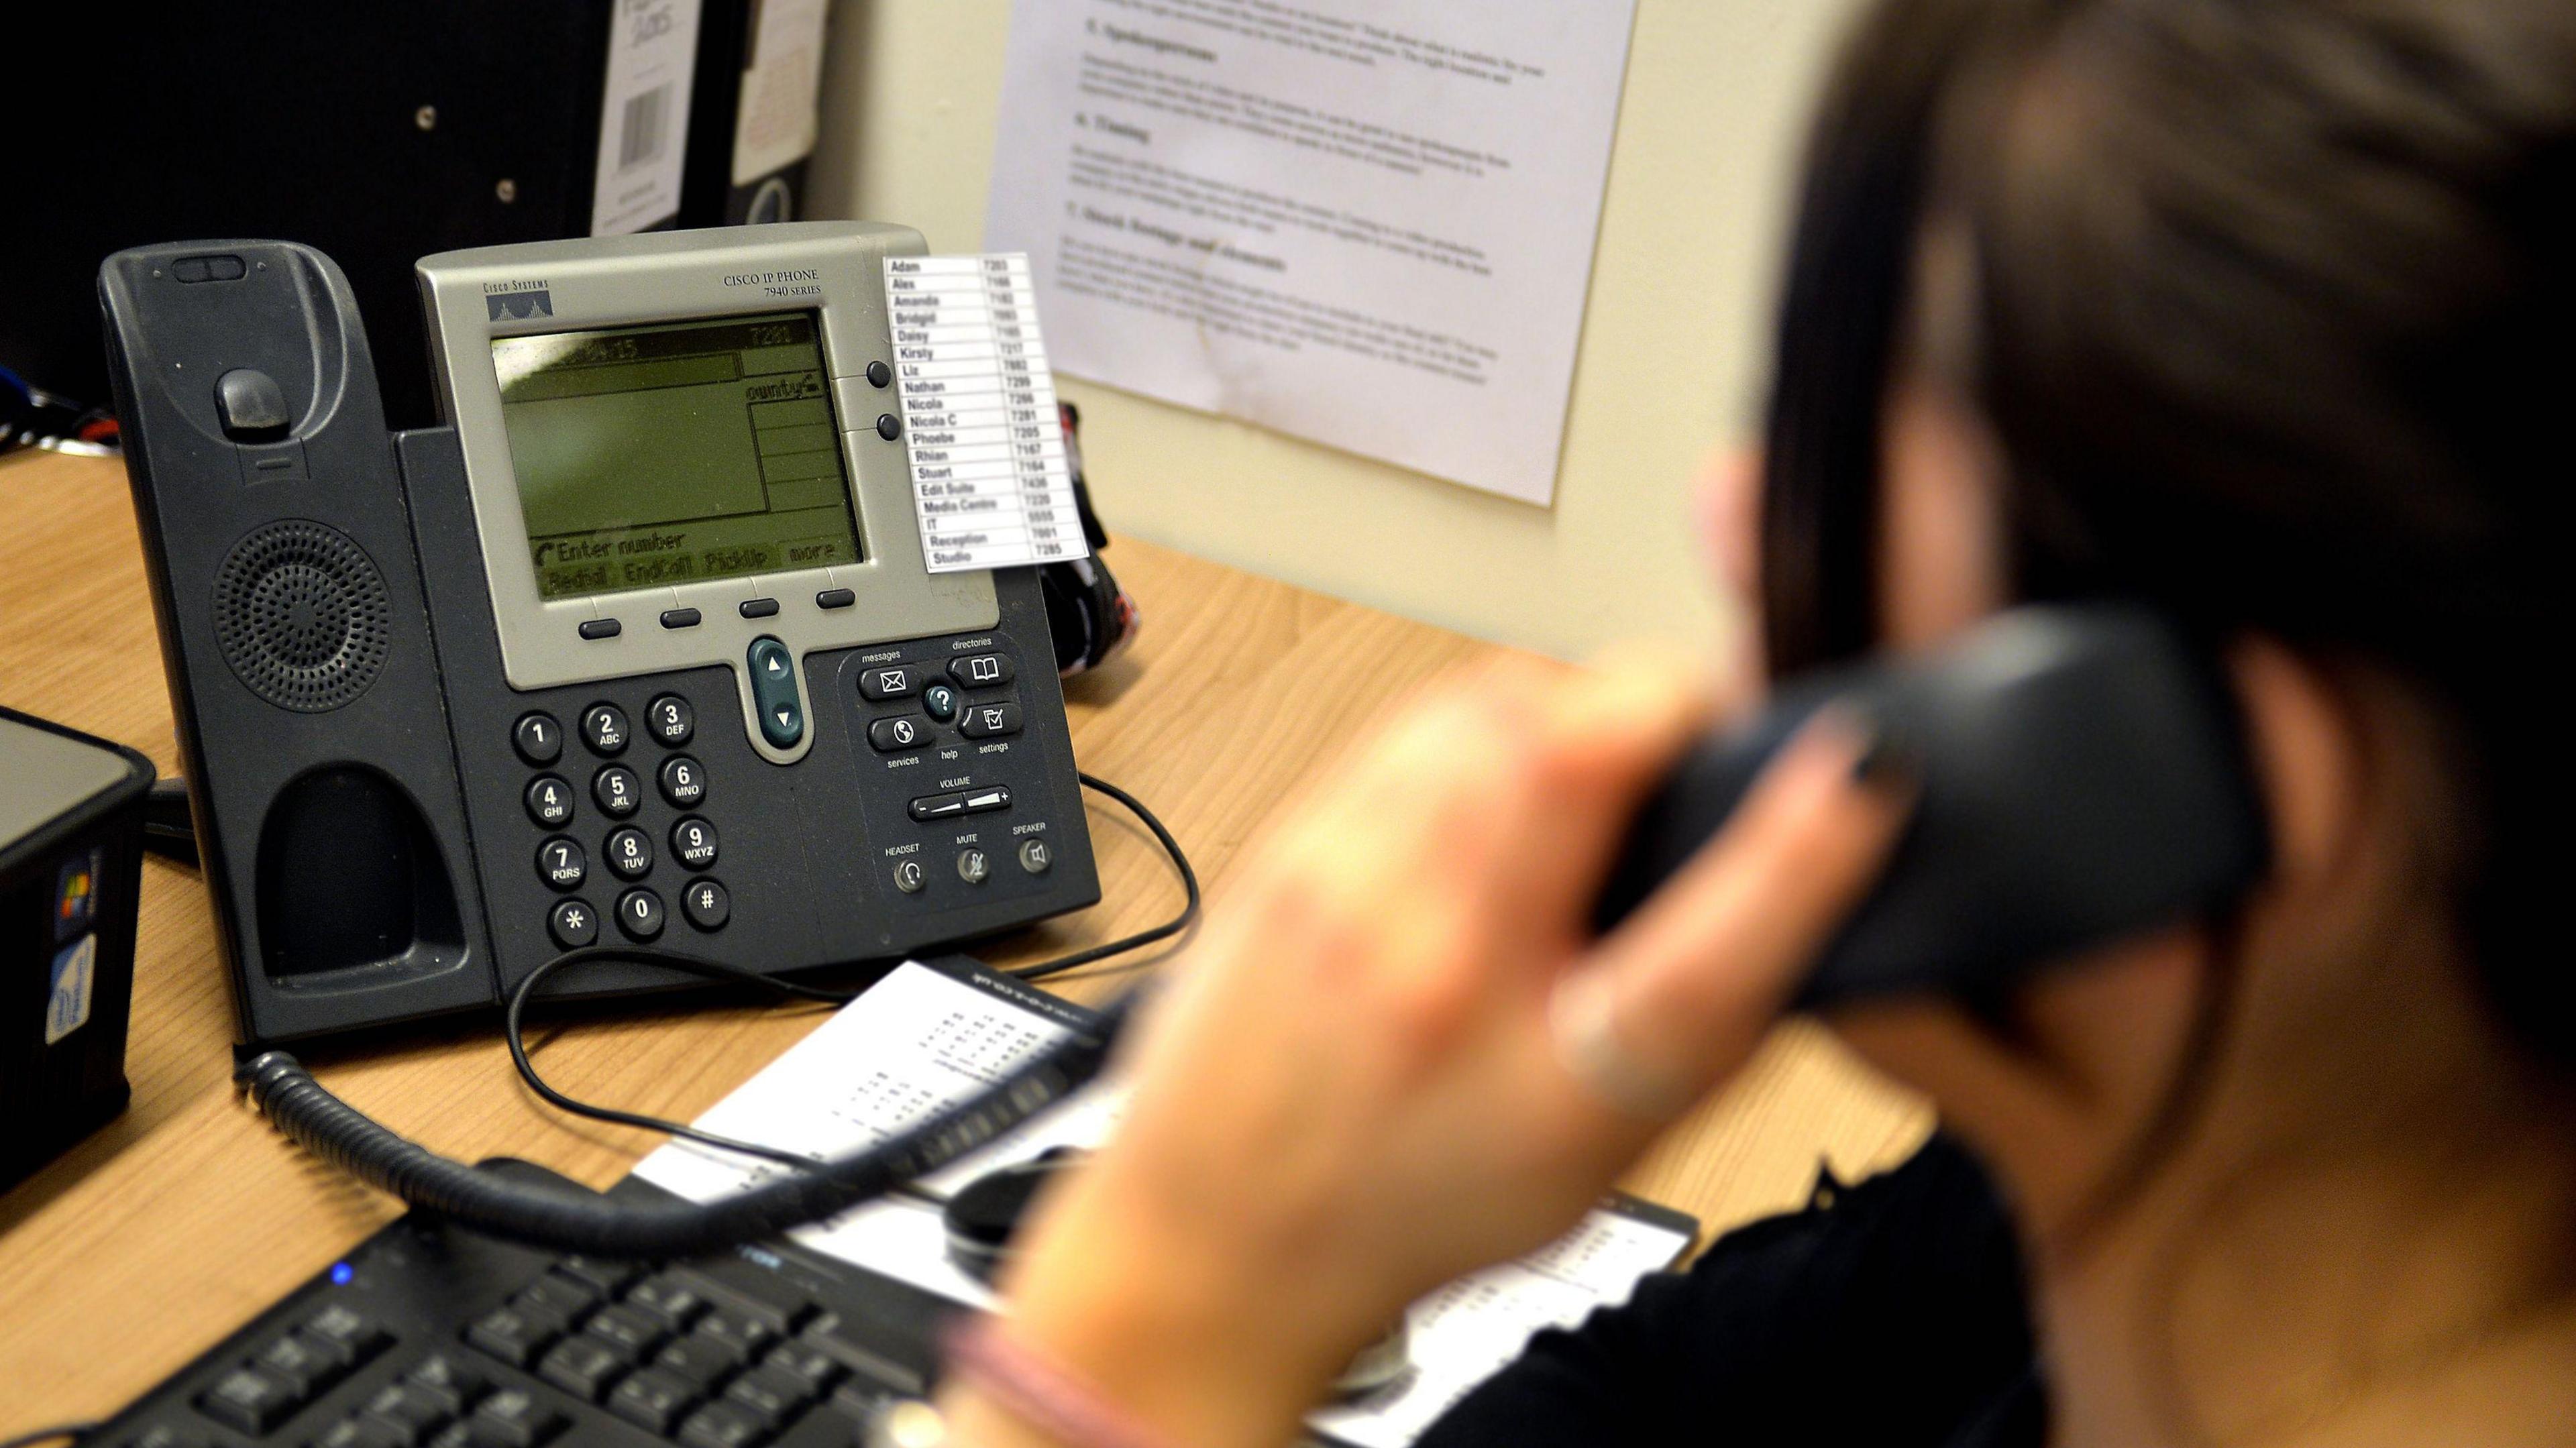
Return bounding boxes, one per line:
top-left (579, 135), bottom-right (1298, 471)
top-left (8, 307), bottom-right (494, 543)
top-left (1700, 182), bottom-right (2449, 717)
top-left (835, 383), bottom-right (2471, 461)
top-left (213, 521), bottom-right (392, 712)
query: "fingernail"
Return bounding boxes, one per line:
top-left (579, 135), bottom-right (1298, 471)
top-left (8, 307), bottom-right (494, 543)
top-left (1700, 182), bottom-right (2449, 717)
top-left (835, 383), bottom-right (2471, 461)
top-left (1849, 714), bottom-right (1921, 789)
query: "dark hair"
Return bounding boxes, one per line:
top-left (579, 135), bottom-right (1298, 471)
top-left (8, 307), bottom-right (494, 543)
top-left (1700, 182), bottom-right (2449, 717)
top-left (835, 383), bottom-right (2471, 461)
top-left (1763, 0), bottom-right (2575, 1051)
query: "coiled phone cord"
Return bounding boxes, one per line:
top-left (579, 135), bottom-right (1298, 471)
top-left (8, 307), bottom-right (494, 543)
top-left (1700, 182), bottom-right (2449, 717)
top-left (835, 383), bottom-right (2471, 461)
top-left (235, 773), bottom-right (1197, 1257)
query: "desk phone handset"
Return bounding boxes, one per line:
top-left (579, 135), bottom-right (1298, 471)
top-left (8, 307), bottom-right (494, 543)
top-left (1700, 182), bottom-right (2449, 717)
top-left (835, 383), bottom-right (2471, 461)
top-left (101, 225), bottom-right (1102, 1044)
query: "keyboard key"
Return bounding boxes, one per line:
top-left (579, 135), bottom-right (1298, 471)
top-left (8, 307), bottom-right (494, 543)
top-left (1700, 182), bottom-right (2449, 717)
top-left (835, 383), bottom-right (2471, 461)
top-left (360, 1384), bottom-right (452, 1448)
top-left (584, 1303), bottom-right (671, 1357)
top-left (125, 1427), bottom-right (204, 1448)
top-left (655, 1333), bottom-right (743, 1390)
top-left (553, 1256), bottom-right (645, 1298)
top-left (626, 1276), bottom-right (708, 1331)
top-left (676, 1402), bottom-right (767, 1448)
top-left (724, 1366), bottom-right (816, 1421)
top-left (404, 1355), bottom-right (491, 1415)
top-left (692, 1311), bottom-right (777, 1363)
top-left (757, 1341), bottom-right (841, 1394)
top-left (304, 1304), bottom-right (394, 1366)
top-left (608, 1369), bottom-right (700, 1435)
top-left (669, 1264), bottom-right (817, 1334)
top-left (468, 1389), bottom-right (566, 1448)
top-left (197, 1365), bottom-right (299, 1433)
top-left (536, 1335), bottom-right (627, 1403)
top-left (423, 1426), bottom-right (473, 1448)
top-left (315, 1418), bottom-right (407, 1448)
top-left (464, 1305), bottom-right (559, 1368)
top-left (256, 1331), bottom-right (346, 1396)
top-left (513, 1276), bottom-right (598, 1325)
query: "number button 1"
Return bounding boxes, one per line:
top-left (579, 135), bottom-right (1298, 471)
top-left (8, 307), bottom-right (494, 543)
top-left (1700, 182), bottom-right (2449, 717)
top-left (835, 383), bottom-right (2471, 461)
top-left (514, 712), bottom-right (562, 766)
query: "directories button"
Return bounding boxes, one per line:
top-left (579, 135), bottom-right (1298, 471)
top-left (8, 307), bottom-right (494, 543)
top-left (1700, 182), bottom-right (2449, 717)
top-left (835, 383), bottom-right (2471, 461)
top-left (746, 636), bottom-right (803, 748)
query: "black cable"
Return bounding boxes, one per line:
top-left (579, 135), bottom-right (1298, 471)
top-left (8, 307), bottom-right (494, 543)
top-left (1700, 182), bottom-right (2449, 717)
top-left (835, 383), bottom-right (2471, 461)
top-left (500, 772), bottom-right (1198, 1168)
top-left (235, 773), bottom-right (1196, 1256)
top-left (0, 1425), bottom-right (101, 1448)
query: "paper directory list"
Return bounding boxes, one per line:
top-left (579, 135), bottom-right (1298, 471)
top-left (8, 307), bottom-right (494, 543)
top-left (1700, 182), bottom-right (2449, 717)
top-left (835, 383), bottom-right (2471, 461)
top-left (885, 254), bottom-right (1091, 573)
top-left (633, 961), bottom-right (1695, 1447)
top-left (985, 0), bottom-right (1640, 504)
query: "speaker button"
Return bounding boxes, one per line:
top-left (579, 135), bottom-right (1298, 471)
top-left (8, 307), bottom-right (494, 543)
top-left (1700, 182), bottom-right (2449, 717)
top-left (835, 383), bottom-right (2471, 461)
top-left (616, 889), bottom-right (665, 941)
top-left (536, 837), bottom-right (587, 891)
top-left (669, 817), bottom-right (718, 871)
top-left (657, 755), bottom-right (706, 807)
top-left (1018, 839), bottom-right (1053, 875)
top-left (593, 765), bottom-right (641, 819)
top-left (682, 878), bottom-right (730, 931)
top-left (514, 712), bottom-right (563, 765)
top-left (582, 704), bottom-right (631, 755)
top-left (549, 899), bottom-right (600, 949)
top-left (525, 775), bottom-right (574, 828)
top-left (646, 695), bottom-right (694, 746)
top-left (604, 826), bottom-right (654, 880)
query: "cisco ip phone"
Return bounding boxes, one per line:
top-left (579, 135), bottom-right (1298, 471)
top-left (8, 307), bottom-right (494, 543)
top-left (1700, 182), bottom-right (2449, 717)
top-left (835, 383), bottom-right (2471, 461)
top-left (101, 224), bottom-right (1101, 1044)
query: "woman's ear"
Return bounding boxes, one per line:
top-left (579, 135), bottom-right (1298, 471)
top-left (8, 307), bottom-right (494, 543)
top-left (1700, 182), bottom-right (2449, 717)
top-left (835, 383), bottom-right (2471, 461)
top-left (2225, 639), bottom-right (2374, 909)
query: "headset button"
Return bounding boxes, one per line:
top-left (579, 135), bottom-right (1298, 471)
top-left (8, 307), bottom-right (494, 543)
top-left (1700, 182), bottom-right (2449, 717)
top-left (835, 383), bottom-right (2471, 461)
top-left (549, 899), bottom-right (600, 949)
top-left (957, 848), bottom-right (991, 885)
top-left (514, 712), bottom-right (563, 765)
top-left (682, 879), bottom-right (730, 931)
top-left (604, 826), bottom-right (654, 881)
top-left (892, 858), bottom-right (926, 895)
top-left (525, 775), bottom-right (574, 828)
top-left (615, 889), bottom-right (665, 941)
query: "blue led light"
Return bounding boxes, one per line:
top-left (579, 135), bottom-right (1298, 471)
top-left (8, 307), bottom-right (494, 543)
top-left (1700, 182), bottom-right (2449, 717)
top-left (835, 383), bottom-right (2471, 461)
top-left (329, 1262), bottom-right (355, 1286)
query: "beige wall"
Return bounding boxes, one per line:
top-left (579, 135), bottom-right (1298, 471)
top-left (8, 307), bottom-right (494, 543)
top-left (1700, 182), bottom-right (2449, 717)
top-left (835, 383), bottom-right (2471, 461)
top-left (810, 0), bottom-right (1864, 661)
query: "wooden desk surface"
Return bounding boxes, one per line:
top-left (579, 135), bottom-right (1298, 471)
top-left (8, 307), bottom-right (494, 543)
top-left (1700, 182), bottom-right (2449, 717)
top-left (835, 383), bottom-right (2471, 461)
top-left (0, 448), bottom-right (1926, 1428)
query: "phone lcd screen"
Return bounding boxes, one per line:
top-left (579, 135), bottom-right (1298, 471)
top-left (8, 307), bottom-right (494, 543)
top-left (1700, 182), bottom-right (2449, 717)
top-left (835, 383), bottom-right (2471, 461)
top-left (492, 312), bottom-right (863, 600)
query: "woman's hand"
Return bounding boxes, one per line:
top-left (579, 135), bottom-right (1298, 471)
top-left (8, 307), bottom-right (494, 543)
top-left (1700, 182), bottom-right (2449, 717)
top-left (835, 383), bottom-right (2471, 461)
top-left (953, 656), bottom-right (1913, 1448)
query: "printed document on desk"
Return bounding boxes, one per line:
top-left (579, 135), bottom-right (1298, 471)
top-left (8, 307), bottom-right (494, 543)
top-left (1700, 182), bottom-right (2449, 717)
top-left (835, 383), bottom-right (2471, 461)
top-left (983, 0), bottom-right (1640, 505)
top-left (633, 960), bottom-right (1698, 1446)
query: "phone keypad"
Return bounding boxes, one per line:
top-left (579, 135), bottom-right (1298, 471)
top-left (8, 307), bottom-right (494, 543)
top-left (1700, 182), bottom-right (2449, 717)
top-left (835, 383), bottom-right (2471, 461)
top-left (517, 688), bottom-right (727, 956)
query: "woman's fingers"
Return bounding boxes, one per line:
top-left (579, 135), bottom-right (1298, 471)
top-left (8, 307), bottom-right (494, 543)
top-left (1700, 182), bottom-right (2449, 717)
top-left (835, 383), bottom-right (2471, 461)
top-left (1562, 712), bottom-right (1916, 1110)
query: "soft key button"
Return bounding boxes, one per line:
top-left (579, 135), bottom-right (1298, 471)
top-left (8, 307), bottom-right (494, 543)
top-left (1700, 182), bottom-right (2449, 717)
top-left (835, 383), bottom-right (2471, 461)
top-left (745, 636), bottom-right (803, 748)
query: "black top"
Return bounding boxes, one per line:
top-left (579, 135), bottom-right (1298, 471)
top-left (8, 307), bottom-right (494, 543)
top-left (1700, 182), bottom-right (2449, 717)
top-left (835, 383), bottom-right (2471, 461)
top-left (1419, 1135), bottom-right (2045, 1447)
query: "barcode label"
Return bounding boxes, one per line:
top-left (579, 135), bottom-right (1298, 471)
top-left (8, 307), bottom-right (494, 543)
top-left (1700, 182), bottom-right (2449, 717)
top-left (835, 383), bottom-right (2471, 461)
top-left (619, 84), bottom-right (669, 170)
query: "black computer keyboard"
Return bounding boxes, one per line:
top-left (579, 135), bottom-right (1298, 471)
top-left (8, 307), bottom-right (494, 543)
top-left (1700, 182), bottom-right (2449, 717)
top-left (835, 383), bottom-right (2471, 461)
top-left (85, 1164), bottom-right (963, 1448)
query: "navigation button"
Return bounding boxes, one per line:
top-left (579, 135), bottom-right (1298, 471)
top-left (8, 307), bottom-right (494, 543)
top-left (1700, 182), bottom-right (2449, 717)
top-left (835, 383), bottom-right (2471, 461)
top-left (891, 859), bottom-right (926, 895)
top-left (867, 716), bottom-right (931, 753)
top-left (858, 665), bottom-right (919, 700)
top-left (957, 702), bottom-right (1022, 738)
top-left (745, 637), bottom-right (803, 749)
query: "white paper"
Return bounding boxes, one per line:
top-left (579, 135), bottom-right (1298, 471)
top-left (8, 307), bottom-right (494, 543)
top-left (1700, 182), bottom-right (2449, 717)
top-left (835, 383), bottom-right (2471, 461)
top-left (983, 0), bottom-right (1639, 504)
top-left (591, 0), bottom-right (704, 235)
top-left (731, 0), bottom-right (830, 184)
top-left (885, 256), bottom-right (1093, 573)
top-left (636, 962), bottom-right (1694, 1445)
